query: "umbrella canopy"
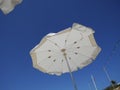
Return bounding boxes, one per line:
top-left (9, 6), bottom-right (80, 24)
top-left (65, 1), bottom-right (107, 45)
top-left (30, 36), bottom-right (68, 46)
top-left (30, 23), bottom-right (101, 76)
top-left (0, 0), bottom-right (22, 14)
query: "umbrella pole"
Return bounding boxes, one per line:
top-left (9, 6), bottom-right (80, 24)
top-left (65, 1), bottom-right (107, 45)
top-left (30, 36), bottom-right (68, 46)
top-left (103, 67), bottom-right (111, 83)
top-left (64, 54), bottom-right (78, 90)
top-left (91, 75), bottom-right (98, 90)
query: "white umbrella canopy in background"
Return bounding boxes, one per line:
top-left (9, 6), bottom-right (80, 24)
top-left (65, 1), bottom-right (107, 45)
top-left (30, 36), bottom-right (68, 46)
top-left (30, 23), bottom-right (101, 90)
top-left (0, 0), bottom-right (22, 14)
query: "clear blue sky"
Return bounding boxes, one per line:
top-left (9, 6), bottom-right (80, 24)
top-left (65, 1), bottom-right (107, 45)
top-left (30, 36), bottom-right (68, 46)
top-left (0, 0), bottom-right (120, 90)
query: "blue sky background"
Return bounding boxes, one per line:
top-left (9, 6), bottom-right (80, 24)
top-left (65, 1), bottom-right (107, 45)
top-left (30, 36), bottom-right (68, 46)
top-left (0, 0), bottom-right (120, 90)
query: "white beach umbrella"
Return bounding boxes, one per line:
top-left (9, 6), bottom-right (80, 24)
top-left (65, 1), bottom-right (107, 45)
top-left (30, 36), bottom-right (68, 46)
top-left (0, 0), bottom-right (22, 14)
top-left (30, 23), bottom-right (101, 90)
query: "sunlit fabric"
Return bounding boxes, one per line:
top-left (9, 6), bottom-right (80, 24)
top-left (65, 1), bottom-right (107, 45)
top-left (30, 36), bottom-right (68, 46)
top-left (30, 23), bottom-right (101, 76)
top-left (0, 0), bottom-right (22, 14)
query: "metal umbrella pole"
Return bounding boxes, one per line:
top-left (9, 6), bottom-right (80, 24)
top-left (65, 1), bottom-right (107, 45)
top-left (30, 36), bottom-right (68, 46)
top-left (103, 67), bottom-right (111, 82)
top-left (91, 75), bottom-right (98, 90)
top-left (103, 67), bottom-right (115, 88)
top-left (64, 53), bottom-right (78, 90)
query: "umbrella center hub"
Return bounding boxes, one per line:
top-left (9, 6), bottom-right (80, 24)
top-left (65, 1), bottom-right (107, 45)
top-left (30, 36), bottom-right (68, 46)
top-left (61, 48), bottom-right (66, 53)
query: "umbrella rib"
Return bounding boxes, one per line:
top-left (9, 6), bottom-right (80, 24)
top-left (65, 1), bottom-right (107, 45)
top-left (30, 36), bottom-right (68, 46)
top-left (68, 58), bottom-right (79, 71)
top-left (67, 46), bottom-right (94, 60)
top-left (60, 58), bottom-right (64, 74)
top-left (77, 49), bottom-right (95, 60)
top-left (66, 38), bottom-right (83, 49)
top-left (46, 61), bottom-right (55, 73)
top-left (47, 38), bottom-right (61, 49)
top-left (41, 54), bottom-right (63, 74)
top-left (64, 31), bottom-right (83, 48)
top-left (39, 53), bottom-right (57, 63)
top-left (46, 59), bottom-right (62, 74)
top-left (40, 54), bottom-right (57, 73)
top-left (63, 29), bottom-right (72, 47)
top-left (36, 49), bottom-right (59, 54)
top-left (66, 55), bottom-right (79, 71)
top-left (69, 50), bottom-right (93, 60)
top-left (38, 50), bottom-right (63, 68)
top-left (38, 57), bottom-right (51, 65)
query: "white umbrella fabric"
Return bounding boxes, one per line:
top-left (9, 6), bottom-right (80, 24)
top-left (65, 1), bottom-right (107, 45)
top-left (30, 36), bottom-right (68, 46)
top-left (0, 0), bottom-right (22, 14)
top-left (30, 23), bottom-right (101, 90)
